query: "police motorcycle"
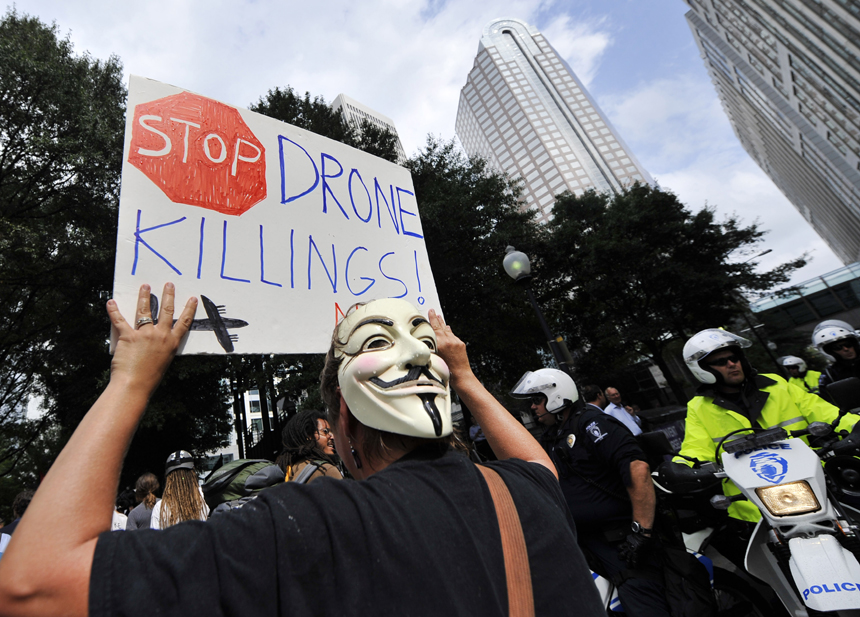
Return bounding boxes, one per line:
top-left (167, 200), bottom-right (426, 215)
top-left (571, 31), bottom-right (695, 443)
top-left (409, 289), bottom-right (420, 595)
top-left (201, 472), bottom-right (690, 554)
top-left (592, 431), bottom-right (776, 617)
top-left (591, 428), bottom-right (771, 616)
top-left (658, 384), bottom-right (860, 616)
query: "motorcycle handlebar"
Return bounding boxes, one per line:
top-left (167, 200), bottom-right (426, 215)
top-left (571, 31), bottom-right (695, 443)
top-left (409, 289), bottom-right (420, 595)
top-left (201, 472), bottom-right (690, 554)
top-left (827, 431), bottom-right (860, 456)
top-left (656, 461), bottom-right (722, 494)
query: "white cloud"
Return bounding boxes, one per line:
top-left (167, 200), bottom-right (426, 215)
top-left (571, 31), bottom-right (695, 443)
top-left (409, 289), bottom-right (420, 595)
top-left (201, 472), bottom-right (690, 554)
top-left (10, 0), bottom-right (843, 288)
top-left (599, 72), bottom-right (843, 286)
top-left (14, 0), bottom-right (611, 157)
top-left (601, 73), bottom-right (736, 170)
top-left (656, 160), bottom-right (843, 287)
top-left (540, 13), bottom-right (612, 88)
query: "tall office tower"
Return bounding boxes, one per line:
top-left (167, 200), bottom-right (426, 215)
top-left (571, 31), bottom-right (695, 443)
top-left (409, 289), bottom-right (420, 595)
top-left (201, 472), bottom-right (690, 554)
top-left (455, 18), bottom-right (652, 223)
top-left (684, 0), bottom-right (860, 264)
top-left (331, 93), bottom-right (407, 163)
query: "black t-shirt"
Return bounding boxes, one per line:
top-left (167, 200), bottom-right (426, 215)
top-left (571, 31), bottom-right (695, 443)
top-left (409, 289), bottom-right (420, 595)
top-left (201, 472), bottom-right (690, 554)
top-left (90, 446), bottom-right (603, 617)
top-left (540, 406), bottom-right (646, 529)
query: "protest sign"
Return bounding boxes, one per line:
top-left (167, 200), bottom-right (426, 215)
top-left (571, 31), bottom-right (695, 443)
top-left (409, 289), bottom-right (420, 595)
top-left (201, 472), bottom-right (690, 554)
top-left (113, 76), bottom-right (441, 354)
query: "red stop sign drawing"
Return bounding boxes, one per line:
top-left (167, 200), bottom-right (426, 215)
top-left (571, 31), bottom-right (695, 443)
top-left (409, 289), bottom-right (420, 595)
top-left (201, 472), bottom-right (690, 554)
top-left (128, 92), bottom-right (266, 216)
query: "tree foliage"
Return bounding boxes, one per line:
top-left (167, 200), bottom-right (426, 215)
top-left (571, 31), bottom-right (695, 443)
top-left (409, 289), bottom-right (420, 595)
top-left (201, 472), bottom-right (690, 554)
top-left (118, 357), bottom-right (233, 487)
top-left (406, 138), bottom-right (549, 390)
top-left (0, 11), bottom-right (232, 484)
top-left (353, 118), bottom-right (401, 163)
top-left (250, 87), bottom-right (400, 163)
top-left (246, 86), bottom-right (401, 435)
top-left (741, 310), bottom-right (818, 375)
top-left (540, 184), bottom-right (805, 401)
top-left (0, 9), bottom-right (126, 474)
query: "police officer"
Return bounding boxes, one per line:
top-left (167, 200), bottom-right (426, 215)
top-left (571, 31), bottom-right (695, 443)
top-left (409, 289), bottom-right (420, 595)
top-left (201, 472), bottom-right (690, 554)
top-left (780, 356), bottom-right (821, 394)
top-left (675, 328), bottom-right (854, 566)
top-left (511, 370), bottom-right (670, 617)
top-left (814, 320), bottom-right (860, 394)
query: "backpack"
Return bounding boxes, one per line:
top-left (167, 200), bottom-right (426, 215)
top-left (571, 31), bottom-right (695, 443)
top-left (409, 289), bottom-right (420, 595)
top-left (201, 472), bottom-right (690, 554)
top-left (202, 459), bottom-right (280, 510)
top-left (287, 459), bottom-right (327, 484)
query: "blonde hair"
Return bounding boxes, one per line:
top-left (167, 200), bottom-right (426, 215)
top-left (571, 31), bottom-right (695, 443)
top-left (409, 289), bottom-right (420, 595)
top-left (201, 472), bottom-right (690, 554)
top-left (161, 468), bottom-right (206, 527)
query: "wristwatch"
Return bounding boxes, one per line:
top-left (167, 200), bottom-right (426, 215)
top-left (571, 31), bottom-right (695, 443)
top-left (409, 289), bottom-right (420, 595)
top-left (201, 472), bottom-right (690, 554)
top-left (631, 521), bottom-right (652, 535)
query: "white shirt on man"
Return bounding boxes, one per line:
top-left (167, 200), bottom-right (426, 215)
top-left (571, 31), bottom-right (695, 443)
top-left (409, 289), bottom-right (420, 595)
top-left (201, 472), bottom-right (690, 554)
top-left (603, 402), bottom-right (642, 436)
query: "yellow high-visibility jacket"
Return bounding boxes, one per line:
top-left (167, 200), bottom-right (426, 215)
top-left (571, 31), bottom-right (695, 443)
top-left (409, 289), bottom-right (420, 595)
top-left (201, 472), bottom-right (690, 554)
top-left (675, 373), bottom-right (854, 521)
top-left (788, 370), bottom-right (822, 394)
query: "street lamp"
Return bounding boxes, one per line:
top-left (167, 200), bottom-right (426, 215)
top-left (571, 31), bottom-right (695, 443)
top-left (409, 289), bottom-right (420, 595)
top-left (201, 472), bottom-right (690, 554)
top-left (503, 246), bottom-right (575, 376)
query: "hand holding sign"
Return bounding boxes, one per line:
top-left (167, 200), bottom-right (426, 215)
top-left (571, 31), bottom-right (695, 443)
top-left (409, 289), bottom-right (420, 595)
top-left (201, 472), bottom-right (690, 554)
top-left (113, 77), bottom-right (441, 355)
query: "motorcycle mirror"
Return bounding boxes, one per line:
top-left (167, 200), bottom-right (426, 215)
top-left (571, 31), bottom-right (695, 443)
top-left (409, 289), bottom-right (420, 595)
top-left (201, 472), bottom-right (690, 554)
top-left (807, 422), bottom-right (833, 437)
top-left (710, 495), bottom-right (734, 510)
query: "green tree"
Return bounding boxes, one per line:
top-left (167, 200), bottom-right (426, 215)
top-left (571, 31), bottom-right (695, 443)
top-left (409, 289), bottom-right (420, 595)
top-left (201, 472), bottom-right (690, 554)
top-left (251, 87), bottom-right (356, 145)
top-left (541, 184), bottom-right (805, 402)
top-left (0, 11), bottom-right (233, 482)
top-left (0, 420), bottom-right (62, 522)
top-left (406, 138), bottom-right (550, 390)
top-left (741, 310), bottom-right (818, 374)
top-left (353, 118), bottom-right (401, 163)
top-left (250, 87), bottom-right (400, 163)
top-left (117, 357), bottom-right (233, 487)
top-left (0, 9), bottom-right (126, 474)
top-left (246, 86), bottom-right (401, 446)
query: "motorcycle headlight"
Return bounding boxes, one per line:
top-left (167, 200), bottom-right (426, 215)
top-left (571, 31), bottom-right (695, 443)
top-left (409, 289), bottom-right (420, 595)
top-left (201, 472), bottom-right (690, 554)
top-left (756, 481), bottom-right (820, 516)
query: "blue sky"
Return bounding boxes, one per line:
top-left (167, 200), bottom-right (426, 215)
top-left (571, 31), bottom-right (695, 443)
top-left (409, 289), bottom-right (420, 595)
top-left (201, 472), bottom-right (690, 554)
top-left (9, 0), bottom-right (844, 287)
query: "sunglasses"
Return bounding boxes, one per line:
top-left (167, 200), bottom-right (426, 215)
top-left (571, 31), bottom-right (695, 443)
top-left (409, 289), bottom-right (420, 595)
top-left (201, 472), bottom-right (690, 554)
top-left (706, 354), bottom-right (740, 367)
top-left (530, 395), bottom-right (547, 405)
top-left (829, 342), bottom-right (854, 352)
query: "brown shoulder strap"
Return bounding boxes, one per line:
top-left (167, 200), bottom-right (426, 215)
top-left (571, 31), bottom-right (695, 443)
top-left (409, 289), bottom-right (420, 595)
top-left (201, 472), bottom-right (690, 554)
top-left (477, 465), bottom-right (535, 617)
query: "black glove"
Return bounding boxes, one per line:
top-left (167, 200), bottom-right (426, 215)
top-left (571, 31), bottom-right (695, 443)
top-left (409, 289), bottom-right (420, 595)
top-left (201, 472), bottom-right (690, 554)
top-left (832, 430), bottom-right (860, 455)
top-left (617, 533), bottom-right (653, 568)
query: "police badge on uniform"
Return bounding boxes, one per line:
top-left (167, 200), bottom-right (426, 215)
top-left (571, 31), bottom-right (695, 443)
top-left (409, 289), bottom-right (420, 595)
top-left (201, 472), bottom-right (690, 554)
top-left (567, 433), bottom-right (576, 448)
top-left (585, 421), bottom-right (608, 443)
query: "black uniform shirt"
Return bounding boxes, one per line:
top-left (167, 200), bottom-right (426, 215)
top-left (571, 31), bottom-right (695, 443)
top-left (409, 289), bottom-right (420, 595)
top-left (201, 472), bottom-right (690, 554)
top-left (540, 405), bottom-right (647, 530)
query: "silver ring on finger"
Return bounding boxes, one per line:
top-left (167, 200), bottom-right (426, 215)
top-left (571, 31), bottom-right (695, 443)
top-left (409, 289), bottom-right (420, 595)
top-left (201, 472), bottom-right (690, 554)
top-left (136, 317), bottom-right (154, 328)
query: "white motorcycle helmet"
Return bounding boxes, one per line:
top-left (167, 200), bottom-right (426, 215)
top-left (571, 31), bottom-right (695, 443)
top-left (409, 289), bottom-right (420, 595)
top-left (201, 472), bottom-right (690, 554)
top-left (812, 319), bottom-right (859, 362)
top-left (683, 328), bottom-right (752, 385)
top-left (510, 369), bottom-right (578, 413)
top-left (781, 355), bottom-right (807, 373)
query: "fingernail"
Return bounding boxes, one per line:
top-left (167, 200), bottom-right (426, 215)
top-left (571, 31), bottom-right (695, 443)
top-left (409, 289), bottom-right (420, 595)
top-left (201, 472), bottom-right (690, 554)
top-left (107, 300), bottom-right (116, 307)
top-left (166, 282), bottom-right (174, 290)
top-left (187, 297), bottom-right (198, 306)
top-left (142, 284), bottom-right (150, 291)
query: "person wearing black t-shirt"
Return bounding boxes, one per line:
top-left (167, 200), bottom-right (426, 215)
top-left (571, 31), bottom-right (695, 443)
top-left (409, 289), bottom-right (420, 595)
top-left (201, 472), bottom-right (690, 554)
top-left (511, 371), bottom-right (669, 617)
top-left (0, 285), bottom-right (602, 617)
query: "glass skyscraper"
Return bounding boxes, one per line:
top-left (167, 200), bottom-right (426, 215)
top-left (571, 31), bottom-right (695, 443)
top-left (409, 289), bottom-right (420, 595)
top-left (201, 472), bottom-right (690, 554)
top-left (455, 18), bottom-right (652, 223)
top-left (684, 0), bottom-right (860, 264)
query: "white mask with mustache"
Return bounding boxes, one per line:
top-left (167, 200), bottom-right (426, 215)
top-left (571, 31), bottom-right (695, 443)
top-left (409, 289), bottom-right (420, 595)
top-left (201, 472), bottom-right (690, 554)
top-left (335, 299), bottom-right (452, 439)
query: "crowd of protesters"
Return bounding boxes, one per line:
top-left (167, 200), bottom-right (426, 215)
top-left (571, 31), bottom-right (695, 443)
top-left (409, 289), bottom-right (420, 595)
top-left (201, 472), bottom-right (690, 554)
top-left (2, 284), bottom-right (860, 617)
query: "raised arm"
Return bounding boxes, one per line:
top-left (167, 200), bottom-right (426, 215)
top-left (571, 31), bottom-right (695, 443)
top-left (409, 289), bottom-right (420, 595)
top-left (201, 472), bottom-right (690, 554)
top-left (429, 309), bottom-right (557, 478)
top-left (0, 283), bottom-right (197, 617)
